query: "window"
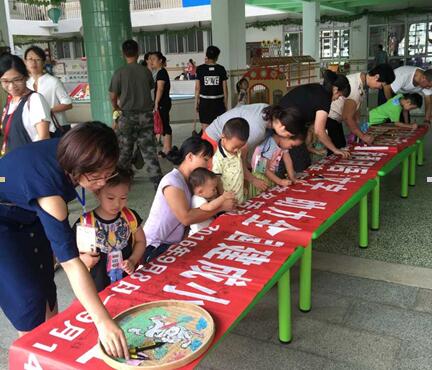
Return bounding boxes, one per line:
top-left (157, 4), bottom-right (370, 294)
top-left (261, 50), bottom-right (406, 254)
top-left (408, 22), bottom-right (427, 56)
top-left (197, 30), bottom-right (204, 52)
top-left (367, 16), bottom-right (432, 68)
top-left (187, 32), bottom-right (197, 52)
top-left (320, 27), bottom-right (349, 59)
top-left (140, 34), bottom-right (161, 53)
top-left (74, 39), bottom-right (85, 58)
top-left (165, 30), bottom-right (205, 54)
top-left (167, 34), bottom-right (178, 54)
top-left (284, 32), bottom-right (301, 56)
top-left (56, 40), bottom-right (71, 59)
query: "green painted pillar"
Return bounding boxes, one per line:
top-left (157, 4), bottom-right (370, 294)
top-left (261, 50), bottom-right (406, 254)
top-left (80, 0), bottom-right (132, 125)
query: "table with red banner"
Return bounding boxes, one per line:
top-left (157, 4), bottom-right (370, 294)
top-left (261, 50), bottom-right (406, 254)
top-left (9, 126), bottom-right (428, 370)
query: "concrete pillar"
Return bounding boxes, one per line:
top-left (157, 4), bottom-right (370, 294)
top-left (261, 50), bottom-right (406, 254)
top-left (211, 0), bottom-right (247, 108)
top-left (80, 0), bottom-right (132, 125)
top-left (349, 16), bottom-right (368, 72)
top-left (1, 0), bottom-right (13, 50)
top-left (302, 1), bottom-right (320, 62)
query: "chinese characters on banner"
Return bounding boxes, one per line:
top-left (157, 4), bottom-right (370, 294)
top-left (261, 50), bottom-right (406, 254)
top-left (9, 127), bottom-right (428, 370)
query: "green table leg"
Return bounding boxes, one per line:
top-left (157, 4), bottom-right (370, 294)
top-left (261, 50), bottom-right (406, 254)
top-left (409, 148), bottom-right (416, 186)
top-left (371, 176), bottom-right (380, 231)
top-left (359, 194), bottom-right (368, 248)
top-left (417, 139), bottom-right (424, 166)
top-left (299, 242), bottom-right (312, 312)
top-left (401, 156), bottom-right (409, 198)
top-left (278, 269), bottom-right (292, 343)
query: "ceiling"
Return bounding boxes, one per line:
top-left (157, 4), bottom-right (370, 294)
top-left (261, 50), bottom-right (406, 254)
top-left (246, 0), bottom-right (432, 17)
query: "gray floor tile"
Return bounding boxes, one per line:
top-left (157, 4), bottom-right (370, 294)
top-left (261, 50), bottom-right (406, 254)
top-left (271, 317), bottom-right (400, 370)
top-left (198, 332), bottom-right (329, 370)
top-left (322, 359), bottom-right (379, 370)
top-left (413, 288), bottom-right (432, 314)
top-left (312, 271), bottom-right (419, 309)
top-left (395, 340), bottom-right (432, 370)
top-left (346, 301), bottom-right (432, 346)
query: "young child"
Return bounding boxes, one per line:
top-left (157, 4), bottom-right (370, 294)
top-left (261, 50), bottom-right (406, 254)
top-left (236, 78), bottom-right (249, 106)
top-left (250, 130), bottom-right (303, 197)
top-left (188, 167), bottom-right (235, 235)
top-left (195, 45), bottom-right (228, 131)
top-left (368, 93), bottom-right (421, 129)
top-left (212, 117), bottom-right (249, 203)
top-left (75, 168), bottom-right (146, 292)
top-left (306, 123), bottom-right (327, 163)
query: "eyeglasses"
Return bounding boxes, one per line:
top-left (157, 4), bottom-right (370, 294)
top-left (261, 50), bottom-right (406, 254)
top-left (25, 58), bottom-right (44, 64)
top-left (83, 172), bottom-right (118, 183)
top-left (0, 77), bottom-right (26, 87)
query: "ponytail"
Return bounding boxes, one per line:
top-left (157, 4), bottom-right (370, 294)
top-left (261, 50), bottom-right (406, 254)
top-left (167, 136), bottom-right (214, 166)
top-left (322, 69), bottom-right (351, 97)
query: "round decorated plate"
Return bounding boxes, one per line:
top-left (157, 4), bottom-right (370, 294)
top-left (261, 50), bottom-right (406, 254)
top-left (99, 300), bottom-right (215, 370)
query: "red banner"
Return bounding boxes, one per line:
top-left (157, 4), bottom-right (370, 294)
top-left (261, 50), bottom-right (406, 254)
top-left (10, 226), bottom-right (297, 370)
top-left (9, 128), bottom-right (428, 370)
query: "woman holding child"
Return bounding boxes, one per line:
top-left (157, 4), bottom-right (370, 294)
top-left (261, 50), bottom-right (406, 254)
top-left (0, 123), bottom-right (129, 359)
top-left (143, 136), bottom-right (236, 258)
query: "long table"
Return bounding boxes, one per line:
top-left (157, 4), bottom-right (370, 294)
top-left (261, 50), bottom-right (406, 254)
top-left (9, 127), bottom-right (428, 370)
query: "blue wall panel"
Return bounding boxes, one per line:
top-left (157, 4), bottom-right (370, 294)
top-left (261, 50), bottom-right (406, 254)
top-left (182, 0), bottom-right (211, 7)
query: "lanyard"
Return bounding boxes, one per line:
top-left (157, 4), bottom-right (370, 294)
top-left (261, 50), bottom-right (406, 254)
top-left (1, 97), bottom-right (19, 156)
top-left (75, 187), bottom-right (86, 215)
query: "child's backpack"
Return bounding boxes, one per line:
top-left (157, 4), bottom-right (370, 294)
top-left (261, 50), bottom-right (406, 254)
top-left (80, 208), bottom-right (139, 246)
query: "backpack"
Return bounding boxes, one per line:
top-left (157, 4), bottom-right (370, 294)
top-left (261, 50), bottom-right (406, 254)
top-left (80, 207), bottom-right (139, 246)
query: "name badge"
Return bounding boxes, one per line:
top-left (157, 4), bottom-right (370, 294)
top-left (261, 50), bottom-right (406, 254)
top-left (107, 250), bottom-right (123, 273)
top-left (76, 224), bottom-right (98, 254)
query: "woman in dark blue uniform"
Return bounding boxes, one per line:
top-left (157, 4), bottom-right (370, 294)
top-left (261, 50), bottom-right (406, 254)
top-left (0, 122), bottom-right (129, 359)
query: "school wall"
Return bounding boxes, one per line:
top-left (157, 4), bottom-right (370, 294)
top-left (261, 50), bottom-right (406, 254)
top-left (245, 25), bottom-right (284, 44)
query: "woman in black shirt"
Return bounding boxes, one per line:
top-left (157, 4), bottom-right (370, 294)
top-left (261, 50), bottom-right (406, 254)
top-left (151, 52), bottom-right (172, 156)
top-left (279, 70), bottom-right (351, 171)
top-left (195, 45), bottom-right (228, 131)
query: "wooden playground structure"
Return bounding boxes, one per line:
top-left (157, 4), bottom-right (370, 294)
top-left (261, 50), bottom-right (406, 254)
top-left (242, 56), bottom-right (319, 105)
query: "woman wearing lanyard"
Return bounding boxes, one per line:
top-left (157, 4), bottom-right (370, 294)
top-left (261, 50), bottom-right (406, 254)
top-left (0, 53), bottom-right (51, 155)
top-left (0, 122), bottom-right (129, 359)
top-left (279, 70), bottom-right (352, 172)
top-left (150, 52), bottom-right (172, 156)
top-left (24, 45), bottom-right (73, 136)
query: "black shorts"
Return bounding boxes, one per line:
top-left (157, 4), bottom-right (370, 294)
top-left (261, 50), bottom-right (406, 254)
top-left (198, 98), bottom-right (226, 124)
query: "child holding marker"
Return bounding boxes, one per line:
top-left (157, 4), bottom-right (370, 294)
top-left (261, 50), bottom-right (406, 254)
top-left (250, 129), bottom-right (303, 197)
top-left (75, 168), bottom-right (146, 292)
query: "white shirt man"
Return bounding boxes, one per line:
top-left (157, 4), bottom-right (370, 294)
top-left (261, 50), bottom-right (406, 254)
top-left (27, 73), bottom-right (72, 127)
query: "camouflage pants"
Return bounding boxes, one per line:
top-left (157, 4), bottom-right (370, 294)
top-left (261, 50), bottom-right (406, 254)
top-left (117, 111), bottom-right (162, 189)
